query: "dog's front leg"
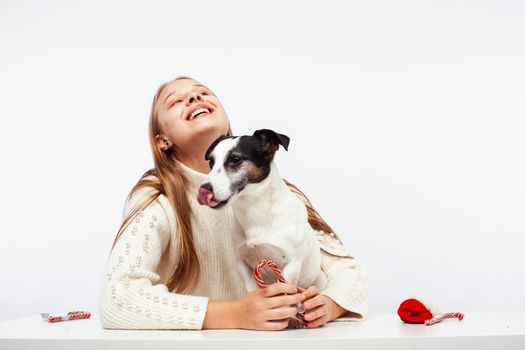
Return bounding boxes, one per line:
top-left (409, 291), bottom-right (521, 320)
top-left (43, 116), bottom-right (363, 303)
top-left (280, 260), bottom-right (307, 329)
top-left (280, 259), bottom-right (302, 287)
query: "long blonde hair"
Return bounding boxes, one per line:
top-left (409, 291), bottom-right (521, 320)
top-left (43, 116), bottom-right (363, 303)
top-left (110, 76), bottom-right (348, 294)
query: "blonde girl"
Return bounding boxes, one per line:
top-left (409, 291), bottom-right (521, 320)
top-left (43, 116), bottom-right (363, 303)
top-left (99, 76), bottom-right (368, 330)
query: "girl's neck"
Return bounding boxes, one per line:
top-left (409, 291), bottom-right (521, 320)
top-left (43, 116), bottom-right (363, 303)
top-left (177, 156), bottom-right (210, 175)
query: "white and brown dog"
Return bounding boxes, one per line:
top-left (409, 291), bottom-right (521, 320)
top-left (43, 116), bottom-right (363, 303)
top-left (197, 129), bottom-right (328, 298)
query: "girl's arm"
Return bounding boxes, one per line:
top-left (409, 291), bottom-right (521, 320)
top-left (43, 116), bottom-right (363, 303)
top-left (101, 187), bottom-right (307, 331)
top-left (297, 234), bottom-right (368, 328)
top-left (202, 283), bottom-right (304, 330)
top-left (317, 231), bottom-right (369, 321)
top-left (202, 300), bottom-right (239, 329)
top-left (99, 187), bottom-right (209, 330)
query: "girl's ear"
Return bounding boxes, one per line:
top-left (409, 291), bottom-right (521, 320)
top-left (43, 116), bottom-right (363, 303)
top-left (155, 134), bottom-right (172, 150)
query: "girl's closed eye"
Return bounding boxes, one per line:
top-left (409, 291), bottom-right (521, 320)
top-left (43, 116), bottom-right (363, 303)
top-left (168, 99), bottom-right (183, 108)
top-left (199, 87), bottom-right (214, 96)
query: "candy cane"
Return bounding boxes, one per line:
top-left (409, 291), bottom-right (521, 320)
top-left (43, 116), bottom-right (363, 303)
top-left (254, 259), bottom-right (287, 287)
top-left (425, 312), bottom-right (464, 326)
top-left (254, 259), bottom-right (306, 321)
top-left (41, 311), bottom-right (91, 323)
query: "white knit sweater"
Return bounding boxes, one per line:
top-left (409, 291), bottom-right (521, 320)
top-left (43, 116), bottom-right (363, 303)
top-left (98, 160), bottom-right (368, 330)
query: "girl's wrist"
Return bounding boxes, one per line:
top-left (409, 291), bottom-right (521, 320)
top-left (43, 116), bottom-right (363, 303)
top-left (324, 295), bottom-right (348, 321)
top-left (202, 300), bottom-right (240, 329)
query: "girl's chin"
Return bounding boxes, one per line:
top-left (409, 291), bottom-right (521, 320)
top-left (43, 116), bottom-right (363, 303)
top-left (189, 118), bottom-right (217, 130)
top-left (187, 114), bottom-right (227, 129)
top-left (188, 119), bottom-right (226, 135)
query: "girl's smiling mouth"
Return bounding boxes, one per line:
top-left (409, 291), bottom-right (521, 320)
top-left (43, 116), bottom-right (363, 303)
top-left (185, 104), bottom-right (215, 121)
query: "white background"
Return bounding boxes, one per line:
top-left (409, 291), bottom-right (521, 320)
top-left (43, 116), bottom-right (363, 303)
top-left (1, 0), bottom-right (524, 322)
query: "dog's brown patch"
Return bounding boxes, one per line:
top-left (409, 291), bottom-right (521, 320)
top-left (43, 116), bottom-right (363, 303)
top-left (246, 161), bottom-right (267, 183)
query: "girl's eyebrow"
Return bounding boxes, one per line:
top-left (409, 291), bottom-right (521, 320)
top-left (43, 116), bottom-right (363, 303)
top-left (163, 84), bottom-right (206, 104)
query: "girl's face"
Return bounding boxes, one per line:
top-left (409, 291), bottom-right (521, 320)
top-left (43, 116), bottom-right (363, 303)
top-left (155, 78), bottom-right (230, 156)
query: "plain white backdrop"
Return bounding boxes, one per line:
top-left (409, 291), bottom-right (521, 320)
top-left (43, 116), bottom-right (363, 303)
top-left (1, 0), bottom-right (524, 322)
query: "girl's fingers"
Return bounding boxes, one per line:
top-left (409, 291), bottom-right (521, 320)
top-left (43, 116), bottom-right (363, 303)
top-left (266, 293), bottom-right (305, 309)
top-left (303, 304), bottom-right (328, 322)
top-left (264, 319), bottom-right (290, 331)
top-left (305, 313), bottom-right (330, 328)
top-left (299, 285), bottom-right (320, 302)
top-left (303, 294), bottom-right (324, 310)
top-left (266, 305), bottom-right (299, 321)
top-left (262, 282), bottom-right (298, 297)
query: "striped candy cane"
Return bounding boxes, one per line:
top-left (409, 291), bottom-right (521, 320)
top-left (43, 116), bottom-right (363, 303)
top-left (41, 311), bottom-right (91, 323)
top-left (425, 312), bottom-right (464, 326)
top-left (253, 259), bottom-right (306, 321)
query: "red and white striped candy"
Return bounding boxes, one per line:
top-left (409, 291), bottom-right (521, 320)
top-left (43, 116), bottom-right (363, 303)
top-left (253, 259), bottom-right (306, 321)
top-left (425, 312), bottom-right (464, 326)
top-left (41, 311), bottom-right (91, 323)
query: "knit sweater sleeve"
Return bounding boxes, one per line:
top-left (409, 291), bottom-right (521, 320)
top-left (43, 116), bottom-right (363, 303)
top-left (316, 230), bottom-right (369, 322)
top-left (98, 187), bottom-right (209, 330)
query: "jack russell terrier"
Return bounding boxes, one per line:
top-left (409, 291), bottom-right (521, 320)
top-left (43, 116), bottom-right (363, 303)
top-left (196, 129), bottom-right (328, 299)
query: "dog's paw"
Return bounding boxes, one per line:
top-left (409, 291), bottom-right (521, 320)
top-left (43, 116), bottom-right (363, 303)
top-left (287, 315), bottom-right (306, 329)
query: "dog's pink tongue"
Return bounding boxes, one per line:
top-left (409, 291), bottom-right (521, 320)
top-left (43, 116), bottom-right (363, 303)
top-left (197, 187), bottom-right (220, 207)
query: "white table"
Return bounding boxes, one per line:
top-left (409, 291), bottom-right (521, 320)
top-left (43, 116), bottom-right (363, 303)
top-left (1, 311), bottom-right (524, 350)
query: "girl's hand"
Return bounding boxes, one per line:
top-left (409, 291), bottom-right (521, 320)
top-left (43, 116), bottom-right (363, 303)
top-left (297, 285), bottom-right (347, 328)
top-left (234, 282), bottom-right (306, 330)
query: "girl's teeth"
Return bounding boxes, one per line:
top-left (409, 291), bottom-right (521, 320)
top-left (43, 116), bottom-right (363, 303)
top-left (191, 108), bottom-right (209, 119)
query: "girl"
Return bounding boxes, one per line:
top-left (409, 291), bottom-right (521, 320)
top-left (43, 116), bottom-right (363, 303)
top-left (99, 76), bottom-right (368, 330)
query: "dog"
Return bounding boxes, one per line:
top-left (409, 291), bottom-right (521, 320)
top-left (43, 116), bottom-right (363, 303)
top-left (197, 129), bottom-right (328, 318)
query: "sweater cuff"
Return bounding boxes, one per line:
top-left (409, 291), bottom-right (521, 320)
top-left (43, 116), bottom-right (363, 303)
top-left (319, 253), bottom-right (369, 322)
top-left (321, 270), bottom-right (368, 322)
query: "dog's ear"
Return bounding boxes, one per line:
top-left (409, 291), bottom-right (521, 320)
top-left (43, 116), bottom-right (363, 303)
top-left (205, 134), bottom-right (228, 160)
top-left (253, 129), bottom-right (290, 159)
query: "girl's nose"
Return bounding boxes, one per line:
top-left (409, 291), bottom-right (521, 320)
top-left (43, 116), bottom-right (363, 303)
top-left (187, 93), bottom-right (202, 105)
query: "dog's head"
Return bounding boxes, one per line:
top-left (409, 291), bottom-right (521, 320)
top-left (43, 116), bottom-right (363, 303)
top-left (197, 129), bottom-right (290, 208)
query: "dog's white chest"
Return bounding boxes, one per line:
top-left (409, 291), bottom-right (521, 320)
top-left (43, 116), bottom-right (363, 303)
top-left (238, 240), bottom-right (289, 271)
top-left (237, 239), bottom-right (293, 286)
top-left (227, 163), bottom-right (327, 290)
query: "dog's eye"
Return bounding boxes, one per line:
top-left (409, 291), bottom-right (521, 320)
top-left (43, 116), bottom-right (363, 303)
top-left (230, 155), bottom-right (242, 164)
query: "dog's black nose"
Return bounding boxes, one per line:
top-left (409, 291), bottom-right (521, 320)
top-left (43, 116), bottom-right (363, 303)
top-left (200, 182), bottom-right (213, 193)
